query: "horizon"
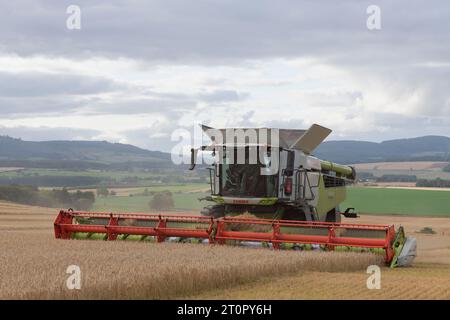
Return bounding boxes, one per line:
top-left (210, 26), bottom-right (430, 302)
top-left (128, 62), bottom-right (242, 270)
top-left (1, 132), bottom-right (449, 154)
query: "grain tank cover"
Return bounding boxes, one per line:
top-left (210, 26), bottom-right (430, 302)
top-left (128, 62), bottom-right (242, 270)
top-left (289, 124), bottom-right (332, 154)
top-left (201, 123), bottom-right (331, 154)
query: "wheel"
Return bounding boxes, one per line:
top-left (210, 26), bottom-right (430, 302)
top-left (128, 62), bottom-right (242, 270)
top-left (325, 208), bottom-right (341, 223)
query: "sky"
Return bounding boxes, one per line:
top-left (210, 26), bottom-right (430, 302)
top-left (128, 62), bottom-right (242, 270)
top-left (0, 1), bottom-right (449, 152)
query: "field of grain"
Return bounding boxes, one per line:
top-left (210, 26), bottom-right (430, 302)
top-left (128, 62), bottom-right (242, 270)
top-left (0, 200), bottom-right (449, 300)
top-left (0, 232), bottom-right (383, 299)
top-left (191, 263), bottom-right (450, 299)
top-left (192, 214), bottom-right (450, 299)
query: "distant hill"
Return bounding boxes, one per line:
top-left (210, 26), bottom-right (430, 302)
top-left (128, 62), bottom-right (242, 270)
top-left (1, 134), bottom-right (449, 170)
top-left (0, 136), bottom-right (172, 169)
top-left (315, 136), bottom-right (450, 164)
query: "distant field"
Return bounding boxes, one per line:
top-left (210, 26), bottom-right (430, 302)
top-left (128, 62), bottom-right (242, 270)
top-left (343, 187), bottom-right (450, 217)
top-left (0, 167), bottom-right (23, 173)
top-left (84, 183), bottom-right (209, 196)
top-left (93, 192), bottom-right (207, 212)
top-left (92, 185), bottom-right (450, 216)
top-left (353, 161), bottom-right (449, 171)
top-left (352, 161), bottom-right (450, 180)
top-left (0, 168), bottom-right (159, 180)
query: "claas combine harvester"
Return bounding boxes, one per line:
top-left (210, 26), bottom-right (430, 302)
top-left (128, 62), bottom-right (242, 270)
top-left (54, 124), bottom-right (416, 267)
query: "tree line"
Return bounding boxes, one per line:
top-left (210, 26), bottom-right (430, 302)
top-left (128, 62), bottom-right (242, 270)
top-left (416, 178), bottom-right (450, 188)
top-left (0, 185), bottom-right (95, 210)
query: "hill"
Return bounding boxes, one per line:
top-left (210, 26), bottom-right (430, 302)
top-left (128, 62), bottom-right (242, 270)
top-left (2, 134), bottom-right (450, 169)
top-left (315, 135), bottom-right (450, 164)
top-left (0, 136), bottom-right (171, 169)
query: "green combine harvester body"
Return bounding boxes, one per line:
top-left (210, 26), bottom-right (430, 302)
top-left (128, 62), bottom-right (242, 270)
top-left (191, 124), bottom-right (357, 223)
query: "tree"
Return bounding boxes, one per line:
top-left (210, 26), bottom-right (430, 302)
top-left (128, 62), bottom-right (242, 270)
top-left (96, 186), bottom-right (109, 197)
top-left (74, 198), bottom-right (94, 211)
top-left (149, 191), bottom-right (174, 211)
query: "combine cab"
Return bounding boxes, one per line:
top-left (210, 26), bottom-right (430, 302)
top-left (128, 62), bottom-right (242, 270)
top-left (54, 124), bottom-right (417, 267)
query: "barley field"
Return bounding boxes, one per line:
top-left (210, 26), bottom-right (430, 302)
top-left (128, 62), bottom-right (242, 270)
top-left (0, 200), bottom-right (449, 299)
top-left (0, 232), bottom-right (381, 299)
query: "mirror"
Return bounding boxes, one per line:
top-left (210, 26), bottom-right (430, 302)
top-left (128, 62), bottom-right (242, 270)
top-left (285, 150), bottom-right (295, 176)
top-left (189, 148), bottom-right (198, 170)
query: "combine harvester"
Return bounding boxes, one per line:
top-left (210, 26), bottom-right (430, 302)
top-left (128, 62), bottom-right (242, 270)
top-left (54, 124), bottom-right (416, 267)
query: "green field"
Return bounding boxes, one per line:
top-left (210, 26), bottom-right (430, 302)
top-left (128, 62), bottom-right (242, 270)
top-left (93, 192), bottom-right (207, 212)
top-left (0, 168), bottom-right (160, 180)
top-left (357, 168), bottom-right (450, 180)
top-left (93, 184), bottom-right (209, 194)
top-left (343, 187), bottom-right (450, 217)
top-left (91, 185), bottom-right (450, 217)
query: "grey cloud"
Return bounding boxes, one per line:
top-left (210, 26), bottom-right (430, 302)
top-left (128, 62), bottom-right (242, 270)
top-left (83, 98), bottom-right (197, 116)
top-left (0, 1), bottom-right (448, 66)
top-left (0, 1), bottom-right (449, 147)
top-left (0, 68), bottom-right (250, 117)
top-left (198, 90), bottom-right (248, 103)
top-left (0, 95), bottom-right (194, 117)
top-left (0, 96), bottom-right (86, 116)
top-left (2, 1), bottom-right (448, 120)
top-left (0, 72), bottom-right (119, 97)
top-left (121, 120), bottom-right (185, 152)
top-left (0, 126), bottom-right (101, 141)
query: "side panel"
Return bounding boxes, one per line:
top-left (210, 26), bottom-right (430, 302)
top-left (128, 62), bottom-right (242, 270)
top-left (315, 176), bottom-right (347, 220)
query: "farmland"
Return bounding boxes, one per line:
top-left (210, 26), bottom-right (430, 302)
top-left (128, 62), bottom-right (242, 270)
top-left (89, 185), bottom-right (450, 217)
top-left (0, 201), bottom-right (449, 299)
top-left (1, 233), bottom-right (383, 299)
top-left (353, 161), bottom-right (450, 180)
top-left (1, 162), bottom-right (450, 300)
top-left (343, 187), bottom-right (450, 217)
top-left (93, 192), bottom-right (207, 212)
top-left (353, 161), bottom-right (449, 171)
top-left (0, 167), bottom-right (208, 188)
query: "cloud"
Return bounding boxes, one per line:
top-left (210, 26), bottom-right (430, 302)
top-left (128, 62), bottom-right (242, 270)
top-left (0, 125), bottom-right (101, 141)
top-left (0, 72), bottom-right (118, 97)
top-left (0, 1), bottom-right (448, 65)
top-left (0, 1), bottom-right (448, 149)
top-left (198, 90), bottom-right (249, 103)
